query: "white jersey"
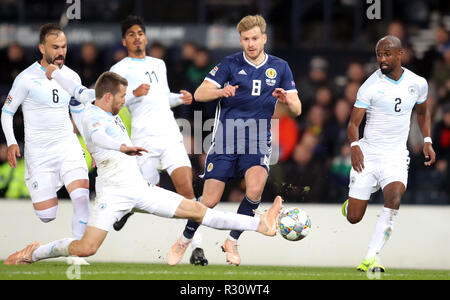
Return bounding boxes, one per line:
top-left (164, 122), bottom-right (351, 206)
top-left (110, 56), bottom-right (182, 140)
top-left (354, 67), bottom-right (428, 156)
top-left (2, 62), bottom-right (80, 160)
top-left (82, 103), bottom-right (143, 186)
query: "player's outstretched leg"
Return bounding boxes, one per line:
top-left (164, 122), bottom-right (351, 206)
top-left (167, 195), bottom-right (283, 266)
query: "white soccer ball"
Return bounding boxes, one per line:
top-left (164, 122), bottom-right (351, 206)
top-left (279, 207), bottom-right (311, 241)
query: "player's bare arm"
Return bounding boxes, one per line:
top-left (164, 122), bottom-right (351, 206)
top-left (273, 88), bottom-right (302, 116)
top-left (415, 101), bottom-right (436, 166)
top-left (194, 80), bottom-right (238, 102)
top-left (348, 107), bottom-right (366, 173)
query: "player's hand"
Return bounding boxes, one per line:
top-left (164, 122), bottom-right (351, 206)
top-left (220, 85), bottom-right (238, 98)
top-left (272, 88), bottom-right (288, 103)
top-left (45, 64), bottom-right (59, 80)
top-left (119, 144), bottom-right (148, 156)
top-left (423, 143), bottom-right (436, 166)
top-left (7, 144), bottom-right (21, 168)
top-left (179, 90), bottom-right (193, 105)
top-left (133, 84), bottom-right (150, 97)
top-left (350, 145), bottom-right (364, 173)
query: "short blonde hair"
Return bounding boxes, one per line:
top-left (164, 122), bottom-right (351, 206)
top-left (236, 15), bottom-right (266, 35)
top-left (95, 71), bottom-right (128, 99)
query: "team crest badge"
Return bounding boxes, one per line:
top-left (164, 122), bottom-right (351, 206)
top-left (31, 181), bottom-right (38, 190)
top-left (265, 68), bottom-right (277, 86)
top-left (265, 68), bottom-right (277, 79)
top-left (207, 163), bottom-right (214, 172)
top-left (408, 85), bottom-right (418, 96)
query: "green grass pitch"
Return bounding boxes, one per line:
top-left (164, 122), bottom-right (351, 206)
top-left (1, 261), bottom-right (449, 280)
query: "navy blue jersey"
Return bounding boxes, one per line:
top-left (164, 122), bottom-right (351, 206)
top-left (205, 52), bottom-right (297, 155)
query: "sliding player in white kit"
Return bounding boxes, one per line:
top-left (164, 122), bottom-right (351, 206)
top-left (342, 36), bottom-right (436, 272)
top-left (1, 24), bottom-right (90, 265)
top-left (3, 71), bottom-right (283, 266)
top-left (109, 16), bottom-right (207, 265)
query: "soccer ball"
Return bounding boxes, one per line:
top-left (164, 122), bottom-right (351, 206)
top-left (279, 207), bottom-right (311, 241)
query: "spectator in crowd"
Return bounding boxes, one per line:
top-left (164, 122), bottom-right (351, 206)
top-left (432, 103), bottom-right (450, 198)
top-left (74, 42), bottom-right (104, 88)
top-left (431, 48), bottom-right (450, 104)
top-left (401, 43), bottom-right (421, 73)
top-left (272, 103), bottom-right (299, 163)
top-left (148, 41), bottom-right (166, 60)
top-left (281, 132), bottom-right (328, 202)
top-left (297, 56), bottom-right (331, 113)
top-left (186, 47), bottom-right (217, 120)
top-left (329, 142), bottom-right (352, 201)
top-left (0, 43), bottom-right (28, 86)
top-left (346, 61), bottom-right (366, 85)
top-left (314, 86), bottom-right (334, 119)
top-left (420, 24), bottom-right (450, 79)
top-left (320, 99), bottom-right (352, 159)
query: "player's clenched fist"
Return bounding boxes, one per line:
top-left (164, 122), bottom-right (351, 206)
top-left (133, 83), bottom-right (150, 97)
top-left (45, 64), bottom-right (59, 80)
top-left (220, 85), bottom-right (238, 98)
top-left (179, 90), bottom-right (193, 105)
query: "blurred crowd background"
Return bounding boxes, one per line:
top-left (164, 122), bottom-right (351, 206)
top-left (0, 0), bottom-right (449, 204)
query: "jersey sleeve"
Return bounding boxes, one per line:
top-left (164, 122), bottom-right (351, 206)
top-left (204, 59), bottom-right (231, 88)
top-left (280, 62), bottom-right (297, 93)
top-left (2, 73), bottom-right (29, 115)
top-left (354, 82), bottom-right (371, 109)
top-left (416, 78), bottom-right (428, 104)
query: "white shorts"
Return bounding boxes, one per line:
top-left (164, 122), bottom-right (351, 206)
top-left (134, 136), bottom-right (191, 185)
top-left (88, 178), bottom-right (184, 232)
top-left (25, 140), bottom-right (88, 203)
top-left (348, 154), bottom-right (410, 200)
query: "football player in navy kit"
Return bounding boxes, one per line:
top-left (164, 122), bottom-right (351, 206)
top-left (167, 15), bottom-right (302, 266)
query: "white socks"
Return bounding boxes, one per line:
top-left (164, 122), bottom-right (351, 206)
top-left (365, 207), bottom-right (399, 258)
top-left (32, 238), bottom-right (75, 262)
top-left (70, 188), bottom-right (90, 240)
top-left (201, 208), bottom-right (260, 232)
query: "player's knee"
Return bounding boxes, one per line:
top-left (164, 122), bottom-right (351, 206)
top-left (245, 186), bottom-right (264, 201)
top-left (79, 243), bottom-right (99, 257)
top-left (35, 206), bottom-right (58, 223)
top-left (346, 212), bottom-right (363, 224)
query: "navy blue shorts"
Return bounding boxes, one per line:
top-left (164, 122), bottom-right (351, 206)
top-left (202, 153), bottom-right (270, 182)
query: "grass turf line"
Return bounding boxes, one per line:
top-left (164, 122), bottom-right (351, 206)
top-left (1, 262), bottom-right (449, 280)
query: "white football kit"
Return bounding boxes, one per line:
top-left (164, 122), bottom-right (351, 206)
top-left (110, 56), bottom-right (191, 185)
top-left (349, 68), bottom-right (428, 200)
top-left (82, 103), bottom-right (183, 232)
top-left (1, 62), bottom-right (88, 203)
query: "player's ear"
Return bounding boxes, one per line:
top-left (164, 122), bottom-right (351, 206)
top-left (262, 33), bottom-right (267, 45)
top-left (38, 43), bottom-right (45, 55)
top-left (121, 38), bottom-right (127, 48)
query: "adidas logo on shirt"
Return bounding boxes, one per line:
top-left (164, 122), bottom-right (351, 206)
top-left (238, 69), bottom-right (247, 75)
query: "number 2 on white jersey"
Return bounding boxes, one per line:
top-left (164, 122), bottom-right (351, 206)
top-left (252, 80), bottom-right (261, 96)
